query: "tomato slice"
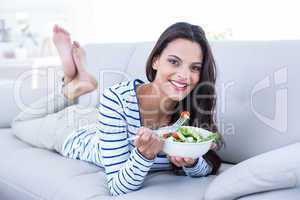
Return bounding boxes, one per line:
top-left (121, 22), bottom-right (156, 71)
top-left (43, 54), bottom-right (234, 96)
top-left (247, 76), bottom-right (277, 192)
top-left (163, 133), bottom-right (170, 139)
top-left (180, 111), bottom-right (190, 118)
top-left (172, 132), bottom-right (179, 139)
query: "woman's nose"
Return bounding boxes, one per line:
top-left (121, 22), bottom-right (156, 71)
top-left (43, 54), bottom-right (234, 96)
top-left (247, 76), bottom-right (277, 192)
top-left (176, 65), bottom-right (190, 80)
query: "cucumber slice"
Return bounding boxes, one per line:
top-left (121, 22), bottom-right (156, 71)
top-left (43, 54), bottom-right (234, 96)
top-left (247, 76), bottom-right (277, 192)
top-left (178, 127), bottom-right (193, 137)
top-left (176, 131), bottom-right (187, 142)
top-left (194, 133), bottom-right (203, 142)
top-left (186, 137), bottom-right (194, 143)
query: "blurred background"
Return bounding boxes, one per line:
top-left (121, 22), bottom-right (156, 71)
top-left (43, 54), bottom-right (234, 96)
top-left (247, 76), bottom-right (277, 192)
top-left (0, 0), bottom-right (299, 65)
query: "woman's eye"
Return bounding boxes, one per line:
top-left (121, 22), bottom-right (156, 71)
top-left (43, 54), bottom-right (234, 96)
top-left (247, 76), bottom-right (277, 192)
top-left (168, 59), bottom-right (179, 65)
top-left (191, 66), bottom-right (201, 72)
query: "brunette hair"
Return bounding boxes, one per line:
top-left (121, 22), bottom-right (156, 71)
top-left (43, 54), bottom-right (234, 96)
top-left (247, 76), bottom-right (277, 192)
top-left (145, 22), bottom-right (224, 175)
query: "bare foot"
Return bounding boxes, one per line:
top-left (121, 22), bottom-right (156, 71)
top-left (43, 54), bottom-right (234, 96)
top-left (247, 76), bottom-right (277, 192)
top-left (62, 76), bottom-right (97, 101)
top-left (72, 41), bottom-right (89, 77)
top-left (72, 41), bottom-right (97, 84)
top-left (62, 42), bottom-right (97, 100)
top-left (53, 25), bottom-right (76, 83)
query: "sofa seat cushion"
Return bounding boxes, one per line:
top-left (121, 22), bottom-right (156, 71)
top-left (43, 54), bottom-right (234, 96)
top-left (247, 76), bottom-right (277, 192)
top-left (0, 129), bottom-right (107, 200)
top-left (238, 187), bottom-right (300, 200)
top-left (0, 128), bottom-right (233, 200)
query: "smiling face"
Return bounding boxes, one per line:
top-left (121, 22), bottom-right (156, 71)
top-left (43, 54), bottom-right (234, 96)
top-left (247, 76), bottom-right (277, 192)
top-left (152, 38), bottom-right (203, 101)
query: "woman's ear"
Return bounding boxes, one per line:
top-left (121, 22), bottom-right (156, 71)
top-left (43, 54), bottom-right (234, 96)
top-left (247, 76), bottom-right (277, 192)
top-left (152, 56), bottom-right (159, 70)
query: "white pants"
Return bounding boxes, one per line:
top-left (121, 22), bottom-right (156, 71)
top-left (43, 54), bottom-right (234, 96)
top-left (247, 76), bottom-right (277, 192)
top-left (11, 83), bottom-right (97, 154)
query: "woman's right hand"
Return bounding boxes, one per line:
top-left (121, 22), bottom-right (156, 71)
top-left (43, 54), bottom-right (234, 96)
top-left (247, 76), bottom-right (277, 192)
top-left (134, 127), bottom-right (164, 160)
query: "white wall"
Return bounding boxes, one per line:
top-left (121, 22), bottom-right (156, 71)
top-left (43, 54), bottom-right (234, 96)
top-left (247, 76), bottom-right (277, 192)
top-left (65, 0), bottom-right (300, 44)
top-left (0, 0), bottom-right (66, 42)
top-left (1, 0), bottom-right (300, 46)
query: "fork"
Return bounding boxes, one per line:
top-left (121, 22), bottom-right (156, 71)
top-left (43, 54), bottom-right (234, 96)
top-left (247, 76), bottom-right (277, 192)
top-left (127, 111), bottom-right (190, 141)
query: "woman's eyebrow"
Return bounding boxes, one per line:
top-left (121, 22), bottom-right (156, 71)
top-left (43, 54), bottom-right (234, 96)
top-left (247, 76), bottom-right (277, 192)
top-left (168, 55), bottom-right (181, 61)
top-left (168, 55), bottom-right (202, 65)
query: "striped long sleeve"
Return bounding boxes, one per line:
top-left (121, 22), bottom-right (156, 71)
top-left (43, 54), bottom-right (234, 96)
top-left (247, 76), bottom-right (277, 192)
top-left (97, 88), bottom-right (154, 196)
top-left (182, 157), bottom-right (212, 177)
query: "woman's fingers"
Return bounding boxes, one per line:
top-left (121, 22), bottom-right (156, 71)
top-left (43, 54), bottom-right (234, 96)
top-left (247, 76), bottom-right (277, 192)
top-left (137, 133), bottom-right (154, 152)
top-left (135, 127), bottom-right (160, 159)
top-left (133, 128), bottom-right (145, 147)
top-left (134, 127), bottom-right (165, 160)
top-left (135, 128), bottom-right (151, 147)
top-left (210, 143), bottom-right (218, 150)
top-left (168, 156), bottom-right (181, 167)
top-left (183, 157), bottom-right (195, 165)
top-left (175, 156), bottom-right (187, 166)
top-left (150, 134), bottom-right (164, 152)
top-left (168, 156), bottom-right (196, 167)
top-left (169, 156), bottom-right (184, 167)
top-left (141, 133), bottom-right (163, 155)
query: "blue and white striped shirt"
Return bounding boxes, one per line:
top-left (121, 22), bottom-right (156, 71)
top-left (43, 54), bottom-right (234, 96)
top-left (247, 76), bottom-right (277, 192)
top-left (62, 79), bottom-right (212, 196)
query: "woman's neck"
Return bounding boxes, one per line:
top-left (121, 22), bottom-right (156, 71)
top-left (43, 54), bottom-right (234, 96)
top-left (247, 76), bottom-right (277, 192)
top-left (137, 82), bottom-right (177, 128)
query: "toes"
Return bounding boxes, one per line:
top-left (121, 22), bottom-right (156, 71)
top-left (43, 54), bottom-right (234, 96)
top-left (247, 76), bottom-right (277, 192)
top-left (62, 28), bottom-right (70, 35)
top-left (53, 24), bottom-right (59, 33)
top-left (73, 41), bottom-right (80, 48)
top-left (72, 43), bottom-right (85, 57)
top-left (72, 44), bottom-right (78, 52)
top-left (72, 41), bottom-right (78, 48)
top-left (76, 47), bottom-right (82, 54)
top-left (72, 46), bottom-right (77, 55)
top-left (72, 47), bottom-right (79, 59)
top-left (57, 26), bottom-right (63, 33)
top-left (56, 26), bottom-right (69, 35)
top-left (77, 46), bottom-right (86, 56)
top-left (60, 27), bottom-right (69, 35)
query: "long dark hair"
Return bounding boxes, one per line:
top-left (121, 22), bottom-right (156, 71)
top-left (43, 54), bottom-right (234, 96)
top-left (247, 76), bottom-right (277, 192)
top-left (145, 22), bottom-right (224, 175)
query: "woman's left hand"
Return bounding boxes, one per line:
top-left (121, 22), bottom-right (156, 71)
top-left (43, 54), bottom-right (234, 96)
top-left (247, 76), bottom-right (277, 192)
top-left (210, 142), bottom-right (218, 151)
top-left (167, 155), bottom-right (197, 167)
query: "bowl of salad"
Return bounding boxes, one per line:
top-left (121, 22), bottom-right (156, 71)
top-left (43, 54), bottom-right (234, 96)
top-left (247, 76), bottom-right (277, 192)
top-left (157, 126), bottom-right (219, 158)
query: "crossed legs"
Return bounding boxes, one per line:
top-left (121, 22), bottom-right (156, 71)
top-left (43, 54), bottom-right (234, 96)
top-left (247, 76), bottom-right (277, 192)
top-left (11, 25), bottom-right (98, 153)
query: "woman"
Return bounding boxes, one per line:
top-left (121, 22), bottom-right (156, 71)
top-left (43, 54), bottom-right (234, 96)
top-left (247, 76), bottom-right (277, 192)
top-left (12, 22), bottom-right (223, 196)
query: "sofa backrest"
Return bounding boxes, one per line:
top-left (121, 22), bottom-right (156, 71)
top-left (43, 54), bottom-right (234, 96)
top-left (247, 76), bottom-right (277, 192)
top-left (208, 40), bottom-right (299, 163)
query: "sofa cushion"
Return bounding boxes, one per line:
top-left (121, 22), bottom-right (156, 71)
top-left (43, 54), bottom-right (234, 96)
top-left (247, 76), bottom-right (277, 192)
top-left (0, 129), bottom-right (107, 200)
top-left (0, 128), bottom-right (234, 200)
top-left (204, 143), bottom-right (300, 200)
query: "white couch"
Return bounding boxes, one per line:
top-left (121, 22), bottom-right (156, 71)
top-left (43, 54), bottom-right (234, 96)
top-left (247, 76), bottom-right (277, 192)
top-left (0, 41), bottom-right (299, 199)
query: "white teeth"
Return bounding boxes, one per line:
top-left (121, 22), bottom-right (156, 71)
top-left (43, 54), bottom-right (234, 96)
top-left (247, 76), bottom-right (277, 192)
top-left (170, 81), bottom-right (187, 88)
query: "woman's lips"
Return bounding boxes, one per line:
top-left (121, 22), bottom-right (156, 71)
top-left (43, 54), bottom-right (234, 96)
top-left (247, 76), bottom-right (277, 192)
top-left (169, 80), bottom-right (188, 92)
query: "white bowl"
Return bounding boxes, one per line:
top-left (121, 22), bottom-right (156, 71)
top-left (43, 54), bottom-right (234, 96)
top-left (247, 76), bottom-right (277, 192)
top-left (157, 126), bottom-right (213, 158)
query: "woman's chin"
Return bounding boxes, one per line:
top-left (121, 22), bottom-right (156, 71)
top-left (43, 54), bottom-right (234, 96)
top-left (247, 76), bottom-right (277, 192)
top-left (161, 84), bottom-right (189, 101)
top-left (165, 92), bottom-right (186, 102)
